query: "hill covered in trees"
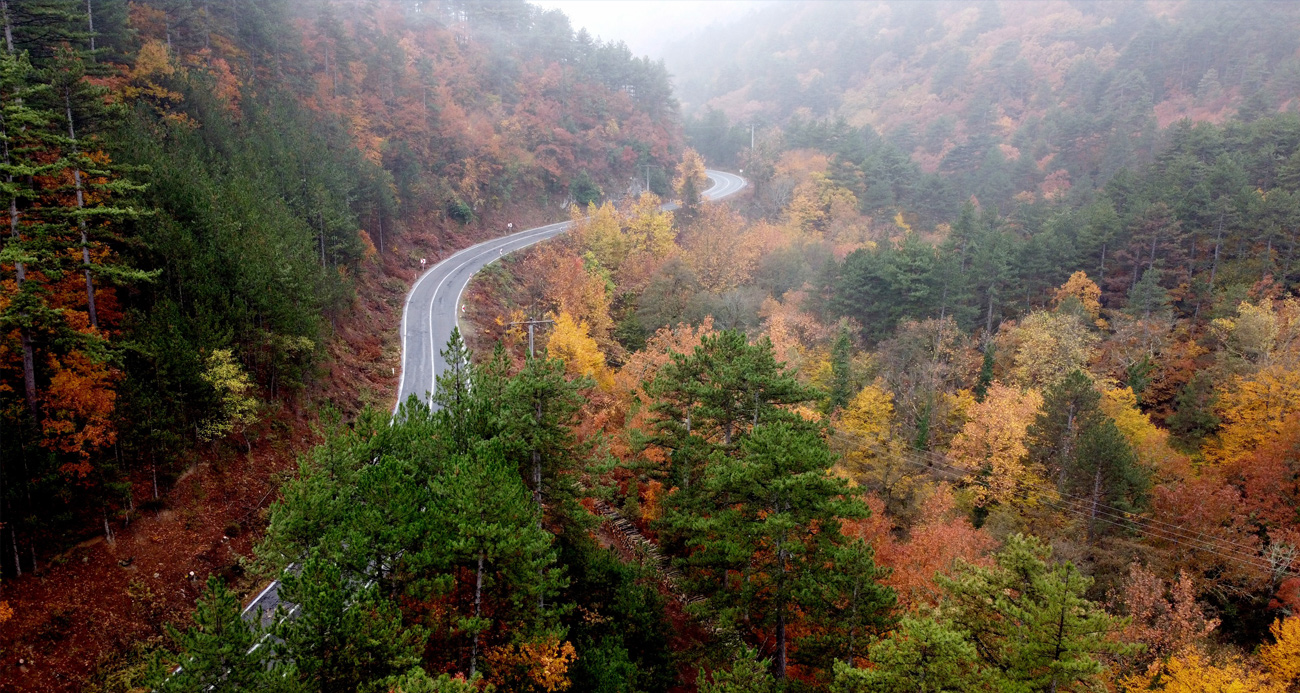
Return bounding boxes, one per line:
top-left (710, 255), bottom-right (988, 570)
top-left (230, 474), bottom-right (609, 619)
top-left (9, 0), bottom-right (1300, 691)
top-left (675, 0), bottom-right (1300, 216)
top-left (0, 0), bottom-right (681, 688)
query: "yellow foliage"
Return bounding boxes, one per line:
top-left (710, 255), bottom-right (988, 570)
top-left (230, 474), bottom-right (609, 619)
top-left (784, 172), bottom-right (858, 236)
top-left (1123, 649), bottom-right (1283, 693)
top-left (572, 201), bottom-right (626, 270)
top-left (1005, 310), bottom-right (1099, 388)
top-left (1210, 364), bottom-right (1300, 462)
top-left (1260, 616), bottom-right (1300, 685)
top-left (673, 147), bottom-right (708, 204)
top-left (199, 349), bottom-right (259, 443)
top-left (893, 210), bottom-right (911, 234)
top-left (839, 383), bottom-right (895, 447)
top-left (546, 312), bottom-right (614, 391)
top-left (0, 600), bottom-right (11, 624)
top-left (682, 204), bottom-right (758, 291)
top-left (624, 192), bottom-right (677, 258)
top-left (948, 383), bottom-right (1045, 506)
top-left (1101, 387), bottom-right (1186, 474)
top-left (122, 40), bottom-right (186, 114)
top-left (1054, 271), bottom-right (1103, 322)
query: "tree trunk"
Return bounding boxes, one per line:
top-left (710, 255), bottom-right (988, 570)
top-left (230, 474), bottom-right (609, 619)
top-left (10, 524), bottom-right (20, 578)
top-left (985, 288), bottom-right (996, 335)
top-left (775, 602), bottom-right (787, 680)
top-left (86, 0), bottom-right (95, 54)
top-left (1210, 212), bottom-right (1224, 289)
top-left (1, 1), bottom-right (13, 54)
top-left (65, 90), bottom-right (98, 328)
top-left (9, 175), bottom-right (37, 419)
top-left (471, 551), bottom-right (484, 676)
top-left (1088, 466), bottom-right (1102, 543)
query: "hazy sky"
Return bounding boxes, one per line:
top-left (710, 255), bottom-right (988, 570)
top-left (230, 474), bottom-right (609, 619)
top-left (532, 0), bottom-right (766, 58)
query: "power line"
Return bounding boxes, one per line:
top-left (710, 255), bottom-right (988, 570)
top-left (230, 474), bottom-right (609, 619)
top-left (825, 431), bottom-right (1295, 579)
top-left (886, 437), bottom-right (1273, 562)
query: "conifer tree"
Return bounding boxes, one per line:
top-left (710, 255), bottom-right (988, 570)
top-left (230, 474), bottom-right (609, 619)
top-left (666, 422), bottom-right (891, 680)
top-left (831, 616), bottom-right (983, 693)
top-left (648, 329), bottom-right (816, 451)
top-left (501, 353), bottom-right (588, 521)
top-left (936, 534), bottom-right (1132, 692)
top-left (828, 323), bottom-right (854, 413)
top-left (1026, 370), bottom-right (1147, 537)
top-left (436, 441), bottom-right (563, 675)
top-left (432, 328), bottom-right (497, 453)
top-left (273, 554), bottom-right (427, 693)
top-left (156, 576), bottom-right (269, 693)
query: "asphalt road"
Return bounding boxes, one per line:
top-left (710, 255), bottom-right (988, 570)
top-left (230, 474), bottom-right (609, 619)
top-left (241, 170), bottom-right (746, 622)
top-left (392, 169), bottom-right (748, 413)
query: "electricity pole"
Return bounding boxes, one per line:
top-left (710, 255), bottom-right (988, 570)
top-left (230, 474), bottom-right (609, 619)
top-left (509, 317), bottom-right (554, 358)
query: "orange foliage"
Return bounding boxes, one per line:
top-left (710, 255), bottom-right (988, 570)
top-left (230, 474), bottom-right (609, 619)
top-left (681, 203), bottom-right (758, 292)
top-left (518, 244), bottom-right (615, 350)
top-left (1118, 564), bottom-right (1218, 664)
top-left (847, 486), bottom-right (994, 609)
top-left (41, 352), bottom-right (119, 470)
top-left (485, 636), bottom-right (577, 692)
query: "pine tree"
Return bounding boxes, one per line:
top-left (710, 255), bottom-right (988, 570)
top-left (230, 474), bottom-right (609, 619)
top-left (666, 422), bottom-right (890, 680)
top-left (273, 554), bottom-right (426, 693)
top-left (831, 616), bottom-right (983, 693)
top-left (648, 330), bottom-right (817, 450)
top-left (435, 441), bottom-right (562, 675)
top-left (1027, 369), bottom-right (1103, 487)
top-left (828, 323), bottom-right (854, 413)
top-left (937, 534), bottom-right (1133, 692)
top-left (501, 353), bottom-right (588, 521)
top-left (155, 576), bottom-right (269, 693)
top-left (432, 328), bottom-right (496, 453)
top-left (1027, 370), bottom-right (1147, 538)
top-left (698, 647), bottom-right (775, 693)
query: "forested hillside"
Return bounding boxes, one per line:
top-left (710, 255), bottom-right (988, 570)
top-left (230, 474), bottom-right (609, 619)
top-left (9, 0), bottom-right (1300, 691)
top-left (676, 0), bottom-right (1300, 217)
top-left (0, 0), bottom-right (680, 688)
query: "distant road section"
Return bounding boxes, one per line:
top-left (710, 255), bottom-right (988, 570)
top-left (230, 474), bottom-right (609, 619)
top-left (393, 169), bottom-right (747, 412)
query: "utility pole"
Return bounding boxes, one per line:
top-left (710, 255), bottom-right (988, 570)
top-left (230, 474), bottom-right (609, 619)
top-left (509, 317), bottom-right (554, 358)
top-left (507, 316), bottom-right (554, 612)
top-left (751, 122), bottom-right (755, 150)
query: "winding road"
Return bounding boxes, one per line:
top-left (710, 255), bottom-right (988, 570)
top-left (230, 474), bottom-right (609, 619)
top-left (392, 169), bottom-right (748, 413)
top-left (241, 170), bottom-right (745, 620)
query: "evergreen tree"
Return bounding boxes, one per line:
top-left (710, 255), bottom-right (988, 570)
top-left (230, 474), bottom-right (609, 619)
top-left (648, 329), bottom-right (817, 450)
top-left (698, 648), bottom-right (775, 693)
top-left (1026, 370), bottom-right (1103, 487)
top-left (1026, 370), bottom-right (1147, 538)
top-left (936, 534), bottom-right (1133, 692)
top-left (155, 576), bottom-right (268, 693)
top-left (501, 353), bottom-right (588, 522)
top-left (432, 328), bottom-right (497, 453)
top-left (273, 554), bottom-right (427, 693)
top-left (665, 422), bottom-right (891, 680)
top-left (828, 323), bottom-right (854, 412)
top-left (831, 616), bottom-right (983, 693)
top-left (435, 441), bottom-right (562, 675)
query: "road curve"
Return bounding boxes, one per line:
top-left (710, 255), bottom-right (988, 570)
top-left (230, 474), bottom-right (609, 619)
top-left (392, 169), bottom-right (747, 413)
top-left (238, 171), bottom-right (745, 623)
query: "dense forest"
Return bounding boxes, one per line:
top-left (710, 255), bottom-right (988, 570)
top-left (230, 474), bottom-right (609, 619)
top-left (7, 0), bottom-right (1300, 691)
top-left (0, 0), bottom-right (680, 688)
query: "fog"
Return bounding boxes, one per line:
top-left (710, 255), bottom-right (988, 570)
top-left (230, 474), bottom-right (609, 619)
top-left (532, 0), bottom-right (768, 58)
